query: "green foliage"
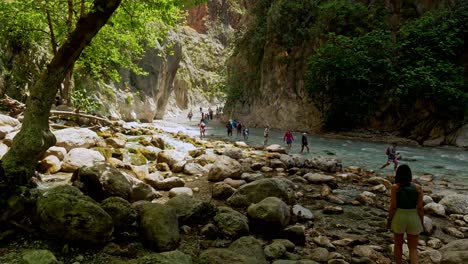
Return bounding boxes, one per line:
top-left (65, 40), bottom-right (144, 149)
top-left (306, 3), bottom-right (467, 130)
top-left (306, 31), bottom-right (394, 129)
top-left (71, 89), bottom-right (102, 113)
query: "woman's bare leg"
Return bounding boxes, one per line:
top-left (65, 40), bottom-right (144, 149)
top-left (407, 234), bottom-right (419, 264)
top-left (394, 233), bottom-right (404, 264)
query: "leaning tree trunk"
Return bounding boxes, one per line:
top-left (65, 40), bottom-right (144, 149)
top-left (1, 0), bottom-right (122, 186)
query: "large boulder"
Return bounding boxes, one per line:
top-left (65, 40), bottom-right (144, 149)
top-left (38, 155), bottom-right (61, 174)
top-left (61, 148), bottom-right (105, 172)
top-left (207, 155), bottom-right (242, 182)
top-left (439, 239), bottom-right (468, 264)
top-left (265, 144), bottom-right (287, 154)
top-left (130, 178), bottom-right (160, 202)
top-left (439, 194), bottom-right (468, 215)
top-left (214, 207), bottom-right (249, 238)
top-left (138, 203), bottom-right (180, 252)
top-left (44, 146), bottom-right (67, 161)
top-left (165, 195), bottom-right (215, 225)
top-left (183, 162), bottom-right (208, 175)
top-left (305, 157), bottom-right (342, 173)
top-left (247, 197), bottom-right (291, 231)
top-left (0, 142), bottom-right (8, 159)
top-left (223, 148), bottom-right (245, 160)
top-left (0, 114), bottom-right (20, 126)
top-left (229, 236), bottom-right (268, 264)
top-left (71, 162), bottom-right (132, 202)
top-left (54, 128), bottom-right (99, 151)
top-left (101, 197), bottom-right (136, 233)
top-left (157, 150), bottom-right (188, 170)
top-left (21, 250), bottom-right (58, 264)
top-left (198, 248), bottom-right (261, 264)
top-left (303, 173), bottom-right (336, 184)
top-left (36, 185), bottom-right (113, 245)
top-left (138, 250), bottom-right (192, 264)
top-left (0, 126), bottom-right (13, 140)
top-left (227, 178), bottom-right (295, 207)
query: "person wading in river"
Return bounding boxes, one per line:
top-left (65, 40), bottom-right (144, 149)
top-left (381, 142), bottom-right (398, 170)
top-left (283, 130), bottom-right (294, 150)
top-left (300, 132), bottom-right (310, 153)
top-left (198, 119), bottom-right (206, 139)
top-left (263, 125), bottom-right (270, 146)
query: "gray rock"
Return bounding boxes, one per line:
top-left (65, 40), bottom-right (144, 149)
top-left (165, 195), bottom-right (215, 225)
top-left (427, 238), bottom-right (442, 249)
top-left (247, 197), bottom-right (291, 230)
top-left (138, 203), bottom-right (179, 252)
top-left (153, 177), bottom-right (185, 191)
top-left (303, 173), bottom-right (335, 184)
top-left (420, 248), bottom-right (442, 264)
top-left (62, 148), bottom-right (105, 172)
top-left (280, 154), bottom-right (296, 168)
top-left (183, 162), bottom-right (208, 175)
top-left (439, 239), bottom-right (468, 264)
top-left (223, 148), bottom-right (245, 160)
top-left (292, 204), bottom-right (314, 221)
top-left (309, 247), bottom-right (329, 262)
top-left (207, 155), bottom-right (242, 182)
top-left (269, 159), bottom-right (288, 169)
top-left (150, 135), bottom-right (165, 150)
top-left (54, 127), bottom-right (99, 151)
top-left (227, 178), bottom-right (295, 207)
top-left (44, 146), bottom-right (67, 161)
top-left (138, 250), bottom-right (192, 264)
top-left (224, 178), bottom-right (246, 188)
top-left (157, 150), bottom-right (188, 170)
top-left (423, 195), bottom-right (434, 205)
top-left (198, 248), bottom-right (261, 264)
top-left (241, 172), bottom-right (265, 182)
top-left (443, 227), bottom-right (465, 238)
top-left (214, 207), bottom-right (249, 238)
top-left (36, 185), bottom-right (113, 245)
top-left (266, 144), bottom-right (287, 154)
top-left (424, 203), bottom-right (446, 216)
top-left (282, 225), bottom-right (306, 245)
top-left (424, 216), bottom-right (435, 235)
top-left (305, 157), bottom-right (342, 173)
top-left (212, 182), bottom-right (236, 200)
top-left (440, 194), bottom-right (468, 215)
top-left (71, 162), bottom-right (132, 202)
top-left (169, 187), bottom-right (193, 197)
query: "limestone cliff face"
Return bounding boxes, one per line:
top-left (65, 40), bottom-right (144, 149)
top-left (224, 0), bottom-right (467, 146)
top-left (97, 1), bottom-right (244, 121)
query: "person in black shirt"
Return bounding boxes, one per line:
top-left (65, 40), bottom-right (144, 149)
top-left (300, 133), bottom-right (309, 153)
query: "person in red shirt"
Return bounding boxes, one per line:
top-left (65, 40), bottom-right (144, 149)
top-left (283, 130), bottom-right (294, 150)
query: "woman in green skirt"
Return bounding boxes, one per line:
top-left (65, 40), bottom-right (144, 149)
top-left (387, 164), bottom-right (424, 264)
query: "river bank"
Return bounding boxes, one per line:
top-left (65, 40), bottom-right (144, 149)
top-left (0, 115), bottom-right (467, 264)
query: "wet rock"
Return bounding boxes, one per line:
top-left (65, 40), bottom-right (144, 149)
top-left (241, 172), bottom-right (264, 182)
top-left (266, 144), bottom-right (287, 154)
top-left (247, 197), bottom-right (291, 231)
top-left (71, 162), bottom-right (132, 201)
top-left (150, 135), bottom-right (165, 150)
top-left (169, 187), bottom-right (193, 197)
top-left (207, 155), bottom-right (242, 182)
top-left (440, 194), bottom-right (468, 215)
top-left (165, 195), bottom-right (215, 225)
top-left (214, 207), bottom-right (249, 238)
top-left (227, 178), bottom-right (295, 207)
top-left (138, 250), bottom-right (192, 264)
top-left (138, 203), bottom-right (179, 252)
top-left (305, 157), bottom-right (342, 173)
top-left (54, 127), bottom-right (99, 151)
top-left (38, 155), bottom-right (61, 174)
top-left (292, 204), bottom-right (314, 222)
top-left (101, 197), bottom-right (136, 233)
top-left (62, 148), bottom-right (105, 172)
top-left (157, 150), bottom-right (188, 170)
top-left (36, 185), bottom-right (113, 245)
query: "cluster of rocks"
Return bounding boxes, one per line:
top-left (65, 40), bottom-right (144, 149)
top-left (1, 114), bottom-right (467, 264)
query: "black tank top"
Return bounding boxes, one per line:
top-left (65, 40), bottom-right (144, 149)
top-left (396, 183), bottom-right (418, 209)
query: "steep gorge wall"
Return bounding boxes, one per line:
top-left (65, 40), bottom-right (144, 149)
top-left (224, 0), bottom-right (467, 146)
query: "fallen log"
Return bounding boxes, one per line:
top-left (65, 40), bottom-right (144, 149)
top-left (49, 110), bottom-right (114, 126)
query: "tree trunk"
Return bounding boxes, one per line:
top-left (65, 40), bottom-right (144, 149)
top-left (386, 0), bottom-right (400, 44)
top-left (1, 0), bottom-right (122, 186)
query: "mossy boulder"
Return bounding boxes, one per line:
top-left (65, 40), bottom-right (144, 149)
top-left (21, 249), bottom-right (58, 264)
top-left (165, 195), bottom-right (215, 225)
top-left (138, 250), bottom-right (192, 264)
top-left (213, 207), bottom-right (249, 238)
top-left (71, 162), bottom-right (132, 202)
top-left (36, 185), bottom-right (114, 246)
top-left (138, 203), bottom-right (180, 252)
top-left (101, 197), bottom-right (136, 233)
